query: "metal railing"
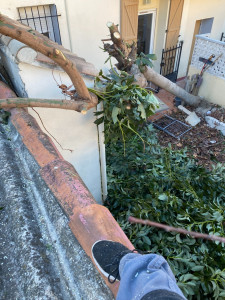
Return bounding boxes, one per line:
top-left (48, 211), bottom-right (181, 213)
top-left (160, 41), bottom-right (183, 83)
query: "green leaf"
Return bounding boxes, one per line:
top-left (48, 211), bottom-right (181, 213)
top-left (181, 274), bottom-right (198, 282)
top-left (137, 104), bottom-right (146, 119)
top-left (94, 116), bottom-right (104, 125)
top-left (94, 110), bottom-right (104, 116)
top-left (142, 235), bottom-right (151, 245)
top-left (158, 194), bottom-right (168, 201)
top-left (146, 53), bottom-right (157, 60)
top-left (211, 281), bottom-right (217, 291)
top-left (112, 107), bottom-right (121, 124)
top-left (191, 266), bottom-right (204, 272)
top-left (141, 58), bottom-right (153, 67)
top-left (176, 234), bottom-right (182, 243)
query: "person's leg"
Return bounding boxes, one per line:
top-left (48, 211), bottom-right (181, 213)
top-left (117, 252), bottom-right (185, 300)
top-left (92, 240), bottom-right (186, 300)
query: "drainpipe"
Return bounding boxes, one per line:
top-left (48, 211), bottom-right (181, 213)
top-left (97, 103), bottom-right (108, 202)
top-left (63, 0), bottom-right (73, 51)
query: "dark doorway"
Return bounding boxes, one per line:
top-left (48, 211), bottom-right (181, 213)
top-left (137, 13), bottom-right (153, 55)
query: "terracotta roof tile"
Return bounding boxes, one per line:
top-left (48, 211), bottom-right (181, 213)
top-left (10, 109), bottom-right (62, 167)
top-left (0, 81), bottom-right (133, 297)
top-left (40, 159), bottom-right (96, 217)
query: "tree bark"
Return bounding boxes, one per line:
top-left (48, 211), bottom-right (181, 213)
top-left (105, 22), bottom-right (136, 71)
top-left (0, 13), bottom-right (97, 109)
top-left (143, 66), bottom-right (201, 107)
top-left (0, 97), bottom-right (94, 113)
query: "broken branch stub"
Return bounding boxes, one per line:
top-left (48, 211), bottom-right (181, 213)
top-left (104, 22), bottom-right (135, 71)
top-left (113, 32), bottom-right (121, 39)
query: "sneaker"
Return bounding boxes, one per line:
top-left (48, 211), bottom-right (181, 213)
top-left (91, 240), bottom-right (133, 283)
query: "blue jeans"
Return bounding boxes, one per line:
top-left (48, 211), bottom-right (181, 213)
top-left (116, 253), bottom-right (186, 300)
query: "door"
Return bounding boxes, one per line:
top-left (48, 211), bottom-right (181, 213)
top-left (137, 10), bottom-right (156, 55)
top-left (165, 0), bottom-right (184, 49)
top-left (121, 0), bottom-right (139, 43)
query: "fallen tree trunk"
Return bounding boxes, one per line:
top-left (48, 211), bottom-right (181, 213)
top-left (105, 22), bottom-right (209, 109)
top-left (143, 67), bottom-right (201, 107)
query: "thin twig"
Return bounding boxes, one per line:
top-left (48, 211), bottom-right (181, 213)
top-left (128, 216), bottom-right (225, 244)
top-left (101, 38), bottom-right (111, 42)
top-left (52, 70), bottom-right (59, 87)
top-left (31, 108), bottom-right (73, 153)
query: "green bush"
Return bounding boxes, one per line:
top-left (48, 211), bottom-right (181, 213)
top-left (89, 70), bottom-right (159, 145)
top-left (105, 126), bottom-right (225, 299)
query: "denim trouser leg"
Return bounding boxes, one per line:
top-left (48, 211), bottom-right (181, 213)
top-left (116, 253), bottom-right (186, 300)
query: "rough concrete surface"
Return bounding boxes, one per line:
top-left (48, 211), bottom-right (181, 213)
top-left (0, 121), bottom-right (113, 300)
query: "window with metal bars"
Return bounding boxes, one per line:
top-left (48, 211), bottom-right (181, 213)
top-left (18, 5), bottom-right (62, 45)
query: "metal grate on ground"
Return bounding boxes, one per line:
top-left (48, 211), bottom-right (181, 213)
top-left (152, 115), bottom-right (191, 139)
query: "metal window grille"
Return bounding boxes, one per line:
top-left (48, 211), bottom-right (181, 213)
top-left (18, 5), bottom-right (62, 45)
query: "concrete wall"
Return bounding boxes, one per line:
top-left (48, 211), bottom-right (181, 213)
top-left (138, 0), bottom-right (169, 73)
top-left (188, 35), bottom-right (225, 107)
top-left (179, 0), bottom-right (225, 78)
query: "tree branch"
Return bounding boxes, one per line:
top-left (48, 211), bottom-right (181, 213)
top-left (0, 13), bottom-right (97, 107)
top-left (0, 97), bottom-right (96, 113)
top-left (105, 22), bottom-right (136, 71)
top-left (128, 216), bottom-right (225, 244)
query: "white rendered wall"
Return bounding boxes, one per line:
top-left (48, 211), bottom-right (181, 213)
top-left (2, 0), bottom-right (120, 69)
top-left (188, 36), bottom-right (225, 107)
top-left (178, 0), bottom-right (225, 78)
top-left (65, 0), bottom-right (120, 70)
top-left (17, 63), bottom-right (103, 202)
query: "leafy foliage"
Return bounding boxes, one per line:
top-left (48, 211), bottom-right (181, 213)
top-left (135, 52), bottom-right (157, 72)
top-left (89, 70), bottom-right (159, 145)
top-left (105, 126), bottom-right (225, 299)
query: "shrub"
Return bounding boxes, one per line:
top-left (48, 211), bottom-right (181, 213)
top-left (105, 126), bottom-right (225, 299)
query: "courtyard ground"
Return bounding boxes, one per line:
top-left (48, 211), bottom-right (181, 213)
top-left (150, 79), bottom-right (225, 169)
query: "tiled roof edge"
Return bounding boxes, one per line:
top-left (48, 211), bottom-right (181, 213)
top-left (1, 81), bottom-right (133, 297)
top-left (0, 35), bottom-right (98, 77)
